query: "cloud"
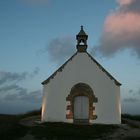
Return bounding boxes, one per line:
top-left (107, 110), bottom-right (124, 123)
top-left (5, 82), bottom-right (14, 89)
top-left (0, 68), bottom-right (39, 85)
top-left (18, 90), bottom-right (42, 102)
top-left (95, 0), bottom-right (140, 58)
top-left (0, 99), bottom-right (41, 114)
top-left (128, 88), bottom-right (140, 95)
top-left (0, 84), bottom-right (27, 96)
top-left (128, 89), bottom-right (133, 93)
top-left (0, 68), bottom-right (41, 114)
top-left (117, 0), bottom-right (133, 6)
top-left (0, 71), bottom-right (28, 85)
top-left (0, 84), bottom-right (42, 103)
top-left (30, 67), bottom-right (40, 77)
top-left (118, 0), bottom-right (140, 13)
top-left (123, 97), bottom-right (140, 102)
top-left (45, 37), bottom-right (75, 63)
top-left (137, 88), bottom-right (140, 94)
top-left (33, 67), bottom-right (40, 75)
top-left (19, 0), bottom-right (48, 5)
top-left (122, 100), bottom-right (140, 114)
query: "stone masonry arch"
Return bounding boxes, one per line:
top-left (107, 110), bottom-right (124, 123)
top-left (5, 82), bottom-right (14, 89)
top-left (66, 83), bottom-right (98, 122)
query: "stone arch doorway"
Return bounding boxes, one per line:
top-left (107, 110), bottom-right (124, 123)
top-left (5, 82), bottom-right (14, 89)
top-left (66, 83), bottom-right (98, 124)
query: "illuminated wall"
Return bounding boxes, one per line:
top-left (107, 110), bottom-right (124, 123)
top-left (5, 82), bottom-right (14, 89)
top-left (41, 53), bottom-right (121, 124)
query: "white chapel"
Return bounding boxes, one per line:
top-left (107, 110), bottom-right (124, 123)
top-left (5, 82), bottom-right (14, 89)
top-left (41, 26), bottom-right (121, 124)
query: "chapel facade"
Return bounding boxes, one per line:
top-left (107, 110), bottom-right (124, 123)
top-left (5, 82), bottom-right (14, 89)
top-left (41, 26), bottom-right (121, 124)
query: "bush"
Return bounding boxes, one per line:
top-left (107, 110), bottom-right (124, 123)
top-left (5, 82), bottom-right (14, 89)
top-left (122, 114), bottom-right (140, 121)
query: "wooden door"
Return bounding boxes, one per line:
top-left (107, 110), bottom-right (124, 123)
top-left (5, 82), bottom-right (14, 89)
top-left (74, 96), bottom-right (89, 119)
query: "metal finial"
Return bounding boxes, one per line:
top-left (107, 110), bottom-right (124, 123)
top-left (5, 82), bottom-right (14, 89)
top-left (81, 25), bottom-right (83, 30)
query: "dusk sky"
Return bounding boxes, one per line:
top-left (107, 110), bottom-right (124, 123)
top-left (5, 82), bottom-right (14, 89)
top-left (0, 0), bottom-right (140, 114)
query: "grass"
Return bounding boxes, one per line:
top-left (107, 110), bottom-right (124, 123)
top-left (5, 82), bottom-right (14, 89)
top-left (0, 110), bottom-right (42, 140)
top-left (0, 111), bottom-right (140, 140)
top-left (122, 114), bottom-right (140, 121)
top-left (0, 112), bottom-right (118, 140)
top-left (123, 137), bottom-right (140, 140)
top-left (30, 122), bottom-right (119, 140)
top-left (0, 114), bottom-right (28, 140)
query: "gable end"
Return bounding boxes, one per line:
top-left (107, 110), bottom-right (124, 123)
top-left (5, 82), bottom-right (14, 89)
top-left (86, 52), bottom-right (121, 86)
top-left (42, 52), bottom-right (78, 85)
top-left (42, 52), bottom-right (121, 86)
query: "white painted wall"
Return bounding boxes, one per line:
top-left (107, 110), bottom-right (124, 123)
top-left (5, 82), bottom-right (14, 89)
top-left (41, 52), bottom-right (121, 124)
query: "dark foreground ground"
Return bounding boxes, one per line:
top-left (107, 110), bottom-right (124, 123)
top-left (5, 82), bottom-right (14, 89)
top-left (0, 110), bottom-right (140, 140)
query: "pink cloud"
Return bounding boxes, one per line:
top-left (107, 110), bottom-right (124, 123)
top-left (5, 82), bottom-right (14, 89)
top-left (96, 0), bottom-right (140, 57)
top-left (104, 12), bottom-right (140, 39)
top-left (117, 0), bottom-right (133, 6)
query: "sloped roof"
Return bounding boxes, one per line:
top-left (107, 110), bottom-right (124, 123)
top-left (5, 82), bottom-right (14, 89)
top-left (42, 52), bottom-right (121, 86)
top-left (86, 52), bottom-right (121, 86)
top-left (42, 52), bottom-right (78, 85)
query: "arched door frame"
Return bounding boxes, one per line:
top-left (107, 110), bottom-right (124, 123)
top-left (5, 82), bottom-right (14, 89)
top-left (66, 83), bottom-right (98, 122)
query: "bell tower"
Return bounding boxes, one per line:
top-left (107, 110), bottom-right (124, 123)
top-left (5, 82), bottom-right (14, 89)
top-left (76, 26), bottom-right (88, 52)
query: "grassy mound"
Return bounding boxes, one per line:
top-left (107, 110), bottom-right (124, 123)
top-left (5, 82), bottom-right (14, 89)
top-left (0, 111), bottom-right (140, 140)
top-left (31, 122), bottom-right (118, 140)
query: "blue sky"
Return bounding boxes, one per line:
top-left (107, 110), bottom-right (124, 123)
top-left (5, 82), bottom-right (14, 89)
top-left (0, 0), bottom-right (140, 114)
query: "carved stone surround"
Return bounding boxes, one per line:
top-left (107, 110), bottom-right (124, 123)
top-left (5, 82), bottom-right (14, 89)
top-left (66, 83), bottom-right (98, 122)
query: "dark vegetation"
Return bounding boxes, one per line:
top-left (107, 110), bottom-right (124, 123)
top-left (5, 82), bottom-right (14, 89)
top-left (0, 110), bottom-right (140, 140)
top-left (31, 123), bottom-right (118, 140)
top-left (0, 110), bottom-right (41, 140)
top-left (0, 114), bottom-right (28, 140)
top-left (122, 114), bottom-right (140, 121)
top-left (123, 137), bottom-right (140, 140)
